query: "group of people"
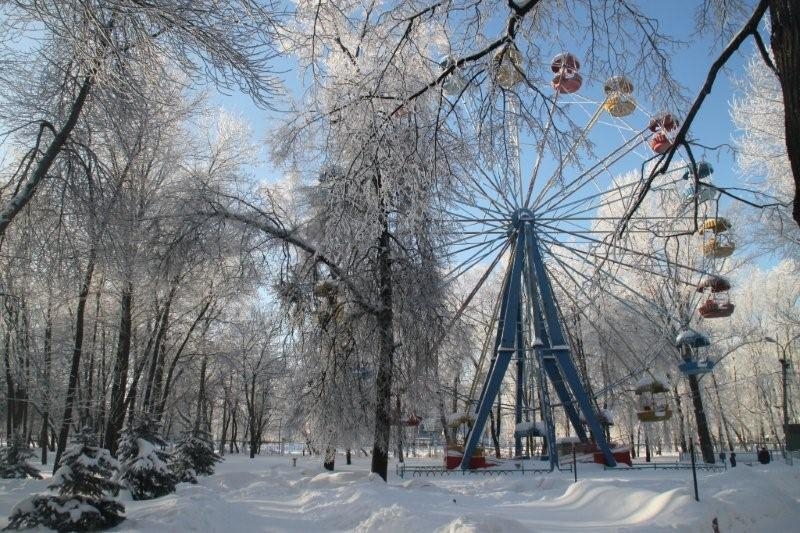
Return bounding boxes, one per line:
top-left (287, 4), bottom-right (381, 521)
top-left (718, 447), bottom-right (772, 467)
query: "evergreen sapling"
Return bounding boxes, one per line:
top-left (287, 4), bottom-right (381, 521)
top-left (0, 434), bottom-right (41, 480)
top-left (116, 417), bottom-right (176, 500)
top-left (5, 428), bottom-right (124, 531)
top-left (170, 428), bottom-right (222, 483)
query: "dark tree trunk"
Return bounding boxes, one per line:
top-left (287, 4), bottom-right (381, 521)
top-left (155, 298), bottom-right (212, 421)
top-left (40, 304), bottom-right (52, 465)
top-left (323, 448), bottom-right (336, 471)
top-left (96, 326), bottom-right (107, 436)
top-left (769, 0), bottom-right (800, 226)
top-left (370, 225), bottom-right (395, 481)
top-left (195, 354), bottom-right (208, 432)
top-left (54, 249), bottom-right (96, 471)
top-left (104, 282), bottom-right (133, 455)
top-left (687, 373), bottom-right (715, 464)
top-left (3, 327), bottom-right (14, 437)
top-left (144, 287), bottom-right (176, 414)
top-left (672, 385), bottom-right (689, 453)
top-left (230, 400), bottom-right (239, 454)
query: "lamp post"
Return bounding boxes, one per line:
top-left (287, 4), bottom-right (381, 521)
top-left (764, 334), bottom-right (800, 450)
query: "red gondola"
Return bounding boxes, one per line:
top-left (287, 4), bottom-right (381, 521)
top-left (696, 275), bottom-right (734, 319)
top-left (698, 299), bottom-right (735, 319)
top-left (551, 52), bottom-right (582, 94)
top-left (647, 113), bottom-right (679, 153)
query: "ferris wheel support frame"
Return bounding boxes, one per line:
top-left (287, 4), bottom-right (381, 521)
top-left (459, 210), bottom-right (618, 469)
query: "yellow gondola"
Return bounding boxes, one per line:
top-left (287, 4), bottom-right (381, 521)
top-left (697, 217), bottom-right (731, 235)
top-left (635, 377), bottom-right (673, 423)
top-left (603, 76), bottom-right (636, 117)
top-left (703, 237), bottom-right (735, 258)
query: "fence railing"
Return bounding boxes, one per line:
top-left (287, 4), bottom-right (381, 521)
top-left (395, 462), bottom-right (572, 479)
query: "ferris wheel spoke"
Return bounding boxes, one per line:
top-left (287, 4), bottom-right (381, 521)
top-left (449, 194), bottom-right (510, 220)
top-left (531, 129), bottom-right (642, 212)
top-left (548, 175), bottom-right (687, 222)
top-left (438, 232), bottom-right (509, 254)
top-left (470, 163), bottom-right (519, 213)
top-left (522, 93), bottom-right (561, 208)
top-left (534, 220), bottom-right (707, 278)
top-left (533, 130), bottom-right (647, 213)
top-left (543, 236), bottom-right (698, 287)
top-left (437, 231), bottom-right (507, 258)
top-left (540, 236), bottom-right (692, 326)
top-left (443, 238), bottom-right (510, 334)
top-left (442, 236), bottom-right (509, 283)
top-left (536, 177), bottom-right (644, 219)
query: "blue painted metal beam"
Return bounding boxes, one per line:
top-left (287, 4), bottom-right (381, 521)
top-left (514, 300), bottom-right (525, 457)
top-left (525, 226), bottom-right (617, 467)
top-left (525, 270), bottom-right (558, 468)
top-left (460, 229), bottom-right (526, 469)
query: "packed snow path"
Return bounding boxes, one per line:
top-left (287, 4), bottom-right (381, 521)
top-left (1, 454), bottom-right (798, 532)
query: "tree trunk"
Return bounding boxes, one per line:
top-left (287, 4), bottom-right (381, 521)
top-left (395, 395), bottom-right (404, 463)
top-left (769, 0), bottom-right (800, 226)
top-left (672, 385), bottom-right (688, 452)
top-left (53, 249), bottom-right (96, 471)
top-left (40, 304), bottom-right (52, 465)
top-left (3, 327), bottom-right (14, 437)
top-left (323, 448), bottom-right (336, 471)
top-left (155, 298), bottom-right (212, 420)
top-left (370, 225), bottom-right (395, 481)
top-left (230, 402), bottom-right (238, 454)
top-left (687, 373), bottom-right (715, 464)
top-left (104, 282), bottom-right (133, 455)
top-left (711, 373), bottom-right (735, 452)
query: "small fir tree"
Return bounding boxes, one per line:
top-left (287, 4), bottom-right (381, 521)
top-left (117, 416), bottom-right (176, 500)
top-left (170, 428), bottom-right (222, 483)
top-left (5, 428), bottom-right (124, 531)
top-left (0, 434), bottom-right (41, 479)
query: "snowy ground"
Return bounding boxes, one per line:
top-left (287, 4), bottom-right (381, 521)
top-left (1, 454), bottom-right (798, 532)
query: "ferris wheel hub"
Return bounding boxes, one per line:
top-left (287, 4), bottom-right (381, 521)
top-left (510, 208), bottom-right (535, 228)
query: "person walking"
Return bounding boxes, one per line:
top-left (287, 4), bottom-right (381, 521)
top-left (729, 452), bottom-right (737, 467)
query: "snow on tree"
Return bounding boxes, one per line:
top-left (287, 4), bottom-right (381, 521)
top-left (5, 428), bottom-right (124, 531)
top-left (170, 428), bottom-right (222, 484)
top-left (116, 417), bottom-right (176, 500)
top-left (0, 434), bottom-right (42, 480)
top-left (731, 55), bottom-right (800, 260)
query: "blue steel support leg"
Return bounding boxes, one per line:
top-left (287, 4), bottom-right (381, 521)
top-left (540, 357), bottom-right (588, 441)
top-left (473, 246), bottom-right (517, 416)
top-left (524, 264), bottom-right (559, 468)
top-left (525, 225), bottom-right (617, 467)
top-left (536, 352), bottom-right (558, 469)
top-left (514, 300), bottom-right (524, 457)
top-left (461, 229), bottom-right (526, 469)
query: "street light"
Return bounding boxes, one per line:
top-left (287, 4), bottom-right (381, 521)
top-left (764, 334), bottom-right (800, 450)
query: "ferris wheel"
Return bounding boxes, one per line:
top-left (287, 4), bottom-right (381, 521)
top-left (435, 42), bottom-right (735, 470)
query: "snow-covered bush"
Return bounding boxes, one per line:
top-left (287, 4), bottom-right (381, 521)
top-left (170, 428), bottom-right (222, 483)
top-left (5, 429), bottom-right (124, 531)
top-left (0, 433), bottom-right (41, 479)
top-left (117, 417), bottom-right (176, 500)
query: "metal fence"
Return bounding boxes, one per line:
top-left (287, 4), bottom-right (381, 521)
top-left (395, 462), bottom-right (572, 479)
